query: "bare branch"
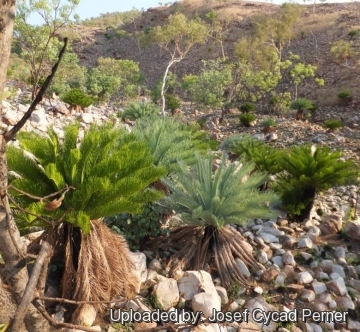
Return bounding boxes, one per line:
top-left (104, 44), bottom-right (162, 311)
top-left (10, 241), bottom-right (52, 332)
top-left (3, 38), bottom-right (68, 142)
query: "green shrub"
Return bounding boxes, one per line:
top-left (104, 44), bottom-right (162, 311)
top-left (104, 203), bottom-right (170, 250)
top-left (348, 30), bottom-right (360, 38)
top-left (324, 119), bottom-right (342, 130)
top-left (274, 144), bottom-right (358, 220)
top-left (165, 94), bottom-right (181, 111)
top-left (269, 92), bottom-right (291, 113)
top-left (239, 113), bottom-right (256, 127)
top-left (337, 89), bottom-right (352, 100)
top-left (289, 98), bottom-right (314, 120)
top-left (260, 118), bottom-right (277, 128)
top-left (120, 102), bottom-right (160, 121)
top-left (240, 102), bottom-right (255, 113)
top-left (61, 88), bottom-right (94, 109)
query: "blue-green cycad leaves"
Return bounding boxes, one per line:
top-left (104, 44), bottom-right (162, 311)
top-left (133, 116), bottom-right (211, 172)
top-left (8, 123), bottom-right (166, 234)
top-left (161, 151), bottom-right (278, 228)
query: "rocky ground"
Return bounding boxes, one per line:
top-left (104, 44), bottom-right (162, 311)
top-left (1, 86), bottom-right (360, 332)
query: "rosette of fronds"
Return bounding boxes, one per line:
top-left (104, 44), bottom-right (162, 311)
top-left (133, 116), bottom-right (211, 173)
top-left (221, 134), bottom-right (282, 175)
top-left (155, 151), bottom-right (279, 286)
top-left (7, 123), bottom-right (166, 315)
top-left (120, 101), bottom-right (160, 121)
top-left (274, 144), bottom-right (358, 220)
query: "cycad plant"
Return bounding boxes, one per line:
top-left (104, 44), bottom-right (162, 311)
top-left (158, 152), bottom-right (278, 287)
top-left (7, 124), bottom-right (165, 317)
top-left (120, 101), bottom-right (160, 121)
top-left (274, 144), bottom-right (358, 221)
top-left (133, 116), bottom-right (211, 172)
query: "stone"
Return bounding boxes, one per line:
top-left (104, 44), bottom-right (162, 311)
top-left (346, 279), bottom-right (360, 291)
top-left (319, 260), bottom-right (333, 274)
top-left (271, 256), bottom-right (284, 268)
top-left (2, 109), bottom-right (18, 125)
top-left (256, 249), bottom-right (268, 264)
top-left (334, 246), bottom-right (346, 258)
top-left (275, 272), bottom-right (286, 287)
top-left (259, 232), bottom-right (279, 243)
top-left (261, 266), bottom-right (280, 282)
top-left (332, 264), bottom-right (345, 278)
top-left (282, 251), bottom-right (296, 266)
top-left (237, 321), bottom-right (261, 331)
top-left (235, 258), bottom-right (251, 277)
top-left (348, 319), bottom-right (360, 329)
top-left (254, 286), bottom-right (263, 294)
top-left (130, 251), bottom-right (147, 284)
top-left (300, 289), bottom-right (315, 302)
top-left (312, 280), bottom-right (327, 294)
top-left (297, 236), bottom-right (313, 248)
top-left (178, 271), bottom-right (217, 301)
top-left (73, 304), bottom-right (97, 327)
top-left (78, 113), bottom-right (93, 124)
top-left (153, 276), bottom-right (179, 310)
top-left (192, 292), bottom-right (221, 318)
top-left (148, 258), bottom-right (162, 272)
top-left (335, 296), bottom-right (355, 310)
top-left (309, 323), bottom-right (323, 332)
top-left (344, 219), bottom-right (360, 240)
top-left (326, 278), bottom-right (347, 296)
top-left (297, 272), bottom-right (313, 284)
top-left (215, 286), bottom-right (228, 305)
top-left (134, 321), bottom-right (157, 330)
top-left (244, 297), bottom-right (277, 332)
top-left (278, 235), bottom-right (297, 248)
top-left (319, 213), bottom-right (343, 235)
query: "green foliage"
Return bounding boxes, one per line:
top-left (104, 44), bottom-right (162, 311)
top-left (274, 144), bottom-right (358, 218)
top-left (182, 59), bottom-right (232, 108)
top-left (324, 119), bottom-right (342, 130)
top-left (150, 72), bottom-right (178, 104)
top-left (133, 116), bottom-right (211, 172)
top-left (331, 40), bottom-right (354, 63)
top-left (239, 113), bottom-right (256, 127)
top-left (260, 118), bottom-right (277, 128)
top-left (165, 94), bottom-right (181, 110)
top-left (81, 9), bottom-right (140, 28)
top-left (289, 98), bottom-right (314, 111)
top-left (120, 102), bottom-right (160, 121)
top-left (14, 0), bottom-right (80, 96)
top-left (160, 152), bottom-right (278, 228)
top-left (348, 30), bottom-right (360, 39)
top-left (61, 88), bottom-right (94, 108)
top-left (269, 92), bottom-right (291, 113)
top-left (240, 102), bottom-right (255, 113)
top-left (86, 58), bottom-right (143, 101)
top-left (0, 91), bottom-right (11, 101)
top-left (337, 89), bottom-right (352, 101)
top-left (221, 134), bottom-right (282, 175)
top-left (8, 124), bottom-right (166, 234)
top-left (105, 203), bottom-right (170, 250)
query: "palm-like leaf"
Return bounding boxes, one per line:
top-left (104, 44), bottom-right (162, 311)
top-left (161, 151), bottom-right (278, 228)
top-left (133, 116), bottom-right (211, 172)
top-left (8, 123), bottom-right (166, 234)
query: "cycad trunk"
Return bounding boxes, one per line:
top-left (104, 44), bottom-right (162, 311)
top-left (299, 187), bottom-right (316, 221)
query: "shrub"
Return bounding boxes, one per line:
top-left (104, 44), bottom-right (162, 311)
top-left (61, 88), bottom-right (94, 109)
top-left (337, 89), bottom-right (352, 105)
top-left (239, 113), bottom-right (256, 127)
top-left (348, 30), bottom-right (359, 39)
top-left (269, 92), bottom-right (291, 113)
top-left (260, 118), bottom-right (277, 128)
top-left (289, 98), bottom-right (314, 120)
top-left (165, 94), bottom-right (181, 111)
top-left (240, 102), bottom-right (255, 113)
top-left (104, 203), bottom-right (170, 250)
top-left (324, 119), bottom-right (342, 130)
top-left (120, 102), bottom-right (160, 121)
top-left (274, 144), bottom-right (358, 220)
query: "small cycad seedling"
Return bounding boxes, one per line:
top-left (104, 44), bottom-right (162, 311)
top-left (239, 113), bottom-right (256, 127)
top-left (61, 88), bottom-right (94, 111)
top-left (289, 98), bottom-right (314, 120)
top-left (324, 119), bottom-right (342, 131)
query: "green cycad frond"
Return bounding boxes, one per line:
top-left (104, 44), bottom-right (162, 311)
top-left (222, 134), bottom-right (282, 174)
top-left (161, 152), bottom-right (278, 228)
top-left (8, 124), bottom-right (166, 234)
top-left (274, 144), bottom-right (359, 217)
top-left (133, 116), bottom-right (211, 172)
top-left (121, 101), bottom-right (160, 121)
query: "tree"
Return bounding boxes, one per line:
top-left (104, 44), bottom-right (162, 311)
top-left (0, 38), bottom-right (69, 332)
top-left (8, 124), bottom-right (165, 317)
top-left (157, 152), bottom-right (278, 286)
top-left (147, 13), bottom-right (208, 115)
top-left (330, 40), bottom-right (354, 66)
top-left (14, 0), bottom-right (79, 98)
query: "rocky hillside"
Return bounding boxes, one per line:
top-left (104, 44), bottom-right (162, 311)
top-left (69, 0), bottom-right (360, 107)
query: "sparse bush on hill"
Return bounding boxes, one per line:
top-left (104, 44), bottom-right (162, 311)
top-left (290, 98), bottom-right (315, 120)
top-left (330, 40), bottom-right (354, 65)
top-left (337, 89), bottom-right (352, 105)
top-left (239, 113), bottom-right (256, 127)
top-left (240, 102), bottom-right (256, 113)
top-left (324, 119), bottom-right (342, 130)
top-left (61, 88), bottom-right (94, 110)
